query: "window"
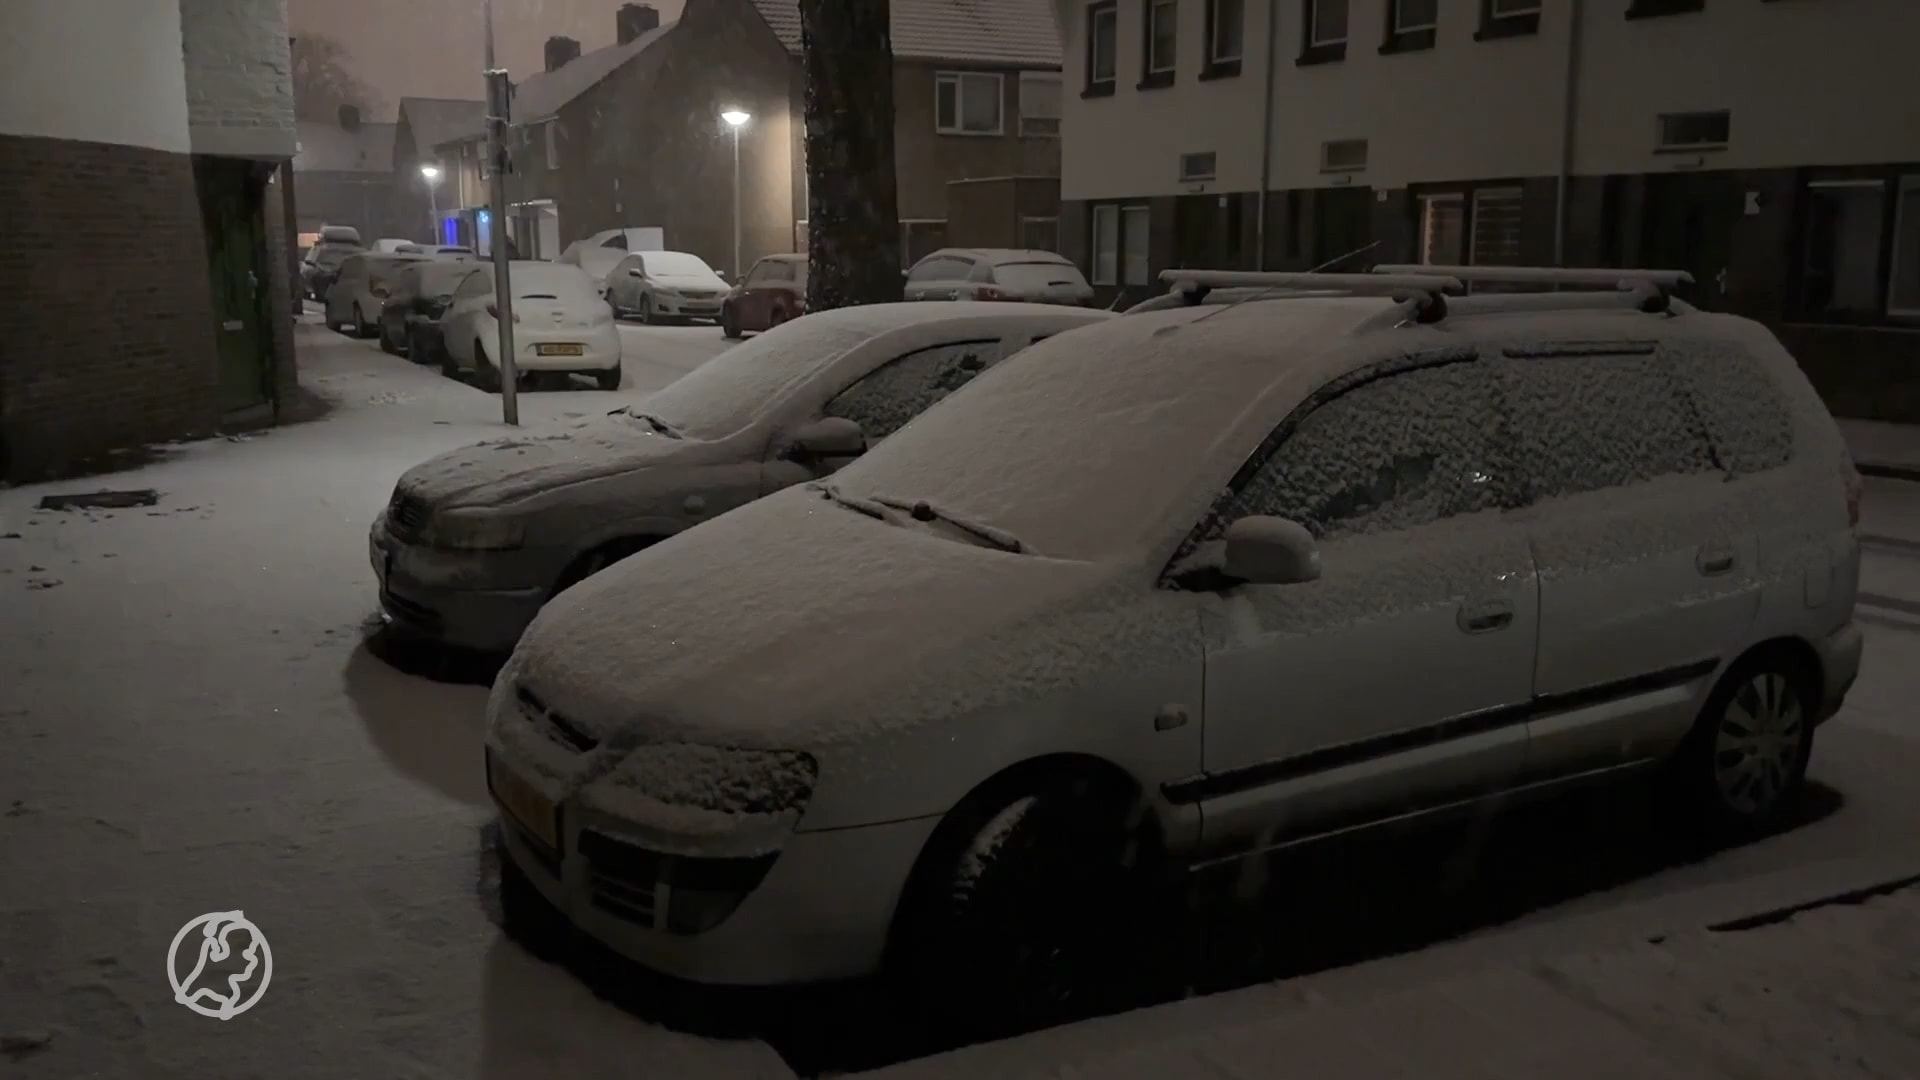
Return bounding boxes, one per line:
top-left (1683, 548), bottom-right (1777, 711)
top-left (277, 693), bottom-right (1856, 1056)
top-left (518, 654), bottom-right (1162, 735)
top-left (1656, 110), bottom-right (1731, 151)
top-left (1667, 340), bottom-right (1794, 476)
top-left (1393, 0), bottom-right (1438, 33)
top-left (453, 268), bottom-right (493, 299)
top-left (1090, 204), bottom-right (1150, 287)
top-left (1019, 72), bottom-right (1062, 136)
top-left (1142, 0), bottom-right (1179, 84)
top-left (902, 220), bottom-right (949, 266)
top-left (1477, 0), bottom-right (1541, 38)
top-left (1121, 205), bottom-right (1151, 286)
top-left (1020, 216), bottom-right (1060, 252)
top-left (763, 260), bottom-right (798, 283)
top-left (1206, 0), bottom-right (1245, 67)
top-left (1215, 359), bottom-right (1511, 542)
top-left (1468, 186), bottom-right (1523, 266)
top-left (1320, 138), bottom-right (1368, 173)
top-left (1308, 0), bottom-right (1348, 46)
top-left (544, 123), bottom-right (560, 169)
top-left (907, 255), bottom-right (972, 284)
top-left (1889, 176), bottom-right (1920, 316)
top-left (824, 341), bottom-right (999, 440)
top-left (1626, 0), bottom-right (1705, 18)
top-left (936, 71), bottom-right (1004, 135)
top-left (1180, 152), bottom-right (1218, 182)
top-left (1086, 2), bottom-right (1118, 92)
top-left (1418, 194), bottom-right (1465, 265)
top-left (1493, 348), bottom-right (1717, 503)
top-left (1801, 180), bottom-right (1887, 319)
top-left (1092, 204), bottom-right (1120, 285)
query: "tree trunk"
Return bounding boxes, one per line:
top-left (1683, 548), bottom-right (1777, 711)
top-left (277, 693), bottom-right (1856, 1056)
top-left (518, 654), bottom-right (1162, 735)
top-left (799, 0), bottom-right (903, 310)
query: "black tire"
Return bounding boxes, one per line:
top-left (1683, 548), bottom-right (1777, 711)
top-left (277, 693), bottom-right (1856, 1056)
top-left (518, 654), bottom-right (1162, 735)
top-left (323, 309), bottom-right (340, 332)
top-left (595, 367), bottom-right (622, 391)
top-left (639, 295), bottom-right (656, 325)
top-left (379, 319), bottom-right (400, 355)
top-left (1663, 648), bottom-right (1817, 839)
top-left (474, 341), bottom-right (501, 393)
top-left (890, 772), bottom-right (1158, 1043)
top-left (353, 304), bottom-right (374, 339)
top-left (430, 332), bottom-right (457, 376)
top-left (720, 306), bottom-right (742, 339)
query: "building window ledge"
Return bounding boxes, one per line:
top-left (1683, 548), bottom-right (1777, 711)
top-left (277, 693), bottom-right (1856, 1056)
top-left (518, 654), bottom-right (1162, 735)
top-left (1296, 42), bottom-right (1347, 66)
top-left (1626, 0), bottom-right (1706, 19)
top-left (1474, 14), bottom-right (1539, 40)
top-left (1379, 28), bottom-right (1437, 54)
top-left (1137, 70), bottom-right (1176, 91)
top-left (1198, 58), bottom-right (1243, 80)
top-left (1082, 80), bottom-right (1117, 99)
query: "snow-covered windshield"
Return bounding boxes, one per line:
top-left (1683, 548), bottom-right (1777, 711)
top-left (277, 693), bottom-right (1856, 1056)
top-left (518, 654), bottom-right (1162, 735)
top-left (636, 318), bottom-right (877, 438)
top-left (645, 251), bottom-right (716, 278)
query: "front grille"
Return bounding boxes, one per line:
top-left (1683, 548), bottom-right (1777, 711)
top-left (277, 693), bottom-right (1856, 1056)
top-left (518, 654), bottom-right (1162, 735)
top-left (681, 290), bottom-right (718, 300)
top-left (516, 684), bottom-right (600, 753)
top-left (577, 829), bottom-right (780, 934)
top-left (589, 869), bottom-right (660, 927)
top-left (388, 490), bottom-right (430, 538)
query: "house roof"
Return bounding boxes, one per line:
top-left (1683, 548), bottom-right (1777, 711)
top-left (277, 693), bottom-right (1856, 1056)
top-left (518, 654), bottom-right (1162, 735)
top-left (398, 97), bottom-right (487, 154)
top-left (746, 0), bottom-right (1061, 67)
top-left (511, 22), bottom-right (676, 124)
top-left (293, 119), bottom-right (396, 173)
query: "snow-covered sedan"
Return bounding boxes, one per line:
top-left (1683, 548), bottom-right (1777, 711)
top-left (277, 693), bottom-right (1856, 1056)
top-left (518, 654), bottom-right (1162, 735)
top-left (483, 269), bottom-right (1862, 1029)
top-left (324, 252), bottom-right (428, 337)
top-left (372, 301), bottom-right (1111, 654)
top-left (903, 247), bottom-right (1095, 306)
top-left (438, 261), bottom-right (621, 392)
top-left (606, 250), bottom-right (732, 324)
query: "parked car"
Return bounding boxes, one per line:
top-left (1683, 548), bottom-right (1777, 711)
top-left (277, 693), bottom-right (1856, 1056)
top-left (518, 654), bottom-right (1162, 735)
top-left (606, 250), bottom-right (732, 324)
top-left (721, 254), bottom-right (807, 339)
top-left (903, 247), bottom-right (1095, 306)
top-left (372, 302), bottom-right (1112, 655)
top-left (318, 224), bottom-right (362, 245)
top-left (378, 259), bottom-right (480, 361)
top-left (301, 242), bottom-right (364, 301)
top-left (479, 267), bottom-right (1862, 1020)
top-left (373, 238), bottom-right (418, 254)
top-left (437, 261), bottom-right (621, 391)
top-left (324, 253), bottom-right (429, 337)
top-left (560, 227), bottom-right (667, 291)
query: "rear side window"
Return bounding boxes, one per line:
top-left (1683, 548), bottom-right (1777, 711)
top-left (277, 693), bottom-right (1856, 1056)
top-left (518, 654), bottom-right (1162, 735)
top-left (1666, 340), bottom-right (1794, 475)
top-left (1493, 345), bottom-right (1717, 503)
top-left (824, 340), bottom-right (997, 439)
top-left (1215, 356), bottom-right (1513, 541)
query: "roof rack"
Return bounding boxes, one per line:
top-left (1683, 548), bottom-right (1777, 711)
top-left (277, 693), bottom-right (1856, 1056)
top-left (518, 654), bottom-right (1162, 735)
top-left (1157, 270), bottom-right (1462, 323)
top-left (1370, 265), bottom-right (1694, 313)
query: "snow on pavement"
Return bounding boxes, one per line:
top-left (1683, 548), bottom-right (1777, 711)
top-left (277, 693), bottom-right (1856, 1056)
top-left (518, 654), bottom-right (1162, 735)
top-left (0, 325), bottom-right (788, 1078)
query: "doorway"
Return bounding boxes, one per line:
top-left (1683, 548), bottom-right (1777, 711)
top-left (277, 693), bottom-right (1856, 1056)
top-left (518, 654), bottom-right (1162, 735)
top-left (194, 157), bottom-right (273, 413)
top-left (1639, 171), bottom-right (1739, 309)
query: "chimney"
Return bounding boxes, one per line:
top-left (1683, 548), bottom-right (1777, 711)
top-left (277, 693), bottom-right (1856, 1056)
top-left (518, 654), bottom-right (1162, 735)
top-left (338, 104), bottom-right (361, 131)
top-left (616, 3), bottom-right (661, 44)
top-left (544, 35), bottom-right (582, 72)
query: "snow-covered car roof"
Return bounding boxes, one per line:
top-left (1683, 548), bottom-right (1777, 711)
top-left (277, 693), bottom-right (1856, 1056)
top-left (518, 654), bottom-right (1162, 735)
top-left (921, 247), bottom-right (1074, 266)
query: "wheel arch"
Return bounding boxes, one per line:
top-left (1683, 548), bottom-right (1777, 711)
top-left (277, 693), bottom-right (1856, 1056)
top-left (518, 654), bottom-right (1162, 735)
top-left (1724, 635), bottom-right (1824, 697)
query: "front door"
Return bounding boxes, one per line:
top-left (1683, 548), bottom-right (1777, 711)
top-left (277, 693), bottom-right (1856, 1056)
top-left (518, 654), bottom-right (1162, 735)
top-left (1190, 353), bottom-right (1538, 857)
top-left (195, 157), bottom-right (271, 412)
top-left (1639, 171), bottom-right (1738, 309)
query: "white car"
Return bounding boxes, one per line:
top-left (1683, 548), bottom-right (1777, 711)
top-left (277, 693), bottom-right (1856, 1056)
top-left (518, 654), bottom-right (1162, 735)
top-left (605, 250), bottom-right (732, 324)
top-left (482, 267), bottom-right (1863, 1018)
top-left (439, 261), bottom-right (622, 392)
top-left (904, 247), bottom-right (1095, 306)
top-left (560, 227), bottom-right (666, 290)
top-left (373, 302), bottom-right (1112, 653)
top-left (323, 252), bottom-right (428, 337)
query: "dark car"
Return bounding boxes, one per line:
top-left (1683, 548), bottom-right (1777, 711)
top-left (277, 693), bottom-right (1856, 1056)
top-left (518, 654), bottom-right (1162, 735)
top-left (301, 242), bottom-right (364, 301)
top-left (378, 258), bottom-right (478, 364)
top-left (719, 254), bottom-right (807, 339)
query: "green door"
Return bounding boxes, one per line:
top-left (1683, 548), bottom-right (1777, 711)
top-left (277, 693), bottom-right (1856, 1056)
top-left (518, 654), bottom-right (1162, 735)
top-left (195, 157), bottom-right (271, 412)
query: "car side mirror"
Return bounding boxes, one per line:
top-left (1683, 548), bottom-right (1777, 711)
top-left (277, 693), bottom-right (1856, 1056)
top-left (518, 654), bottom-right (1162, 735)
top-left (789, 416), bottom-right (866, 458)
top-left (627, 268), bottom-right (643, 278)
top-left (1222, 516), bottom-right (1321, 585)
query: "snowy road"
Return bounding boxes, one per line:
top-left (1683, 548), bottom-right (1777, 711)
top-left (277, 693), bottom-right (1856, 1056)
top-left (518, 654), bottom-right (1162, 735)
top-left (3, 323), bottom-right (1919, 1078)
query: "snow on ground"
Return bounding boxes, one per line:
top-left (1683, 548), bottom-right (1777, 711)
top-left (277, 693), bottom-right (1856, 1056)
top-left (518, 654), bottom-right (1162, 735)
top-left (0, 324), bottom-right (786, 1079)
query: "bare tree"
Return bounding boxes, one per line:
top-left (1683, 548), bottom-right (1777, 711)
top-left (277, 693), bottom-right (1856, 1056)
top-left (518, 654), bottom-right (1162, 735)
top-left (799, 0), bottom-right (902, 309)
top-left (291, 34), bottom-right (377, 123)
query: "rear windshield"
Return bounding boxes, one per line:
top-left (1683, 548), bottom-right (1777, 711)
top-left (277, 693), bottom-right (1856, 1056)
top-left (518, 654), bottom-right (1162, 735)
top-left (366, 257), bottom-right (422, 286)
top-left (992, 262), bottom-right (1087, 290)
top-left (313, 246), bottom-right (357, 268)
top-left (416, 262), bottom-right (472, 295)
top-left (512, 264), bottom-right (599, 300)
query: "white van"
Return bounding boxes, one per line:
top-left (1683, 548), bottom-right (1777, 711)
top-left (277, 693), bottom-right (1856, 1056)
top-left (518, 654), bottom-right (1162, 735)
top-left (483, 267), bottom-right (1862, 1022)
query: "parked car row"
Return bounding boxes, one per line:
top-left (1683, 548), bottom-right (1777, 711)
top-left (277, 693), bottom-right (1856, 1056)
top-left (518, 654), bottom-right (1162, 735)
top-left (371, 264), bottom-right (1864, 1028)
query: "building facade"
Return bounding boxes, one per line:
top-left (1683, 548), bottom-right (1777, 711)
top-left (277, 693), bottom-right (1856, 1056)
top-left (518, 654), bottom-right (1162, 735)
top-left (293, 114), bottom-right (400, 244)
top-left (392, 97), bottom-right (487, 247)
top-left (0, 0), bottom-right (297, 482)
top-left (1056, 0), bottom-right (1920, 419)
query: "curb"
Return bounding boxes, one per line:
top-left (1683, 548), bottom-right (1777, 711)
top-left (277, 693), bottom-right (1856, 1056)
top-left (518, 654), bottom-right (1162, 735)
top-left (1857, 461), bottom-right (1920, 483)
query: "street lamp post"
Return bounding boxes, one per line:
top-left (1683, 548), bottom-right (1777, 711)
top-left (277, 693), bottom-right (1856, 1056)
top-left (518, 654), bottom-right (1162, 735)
top-left (419, 164), bottom-right (441, 243)
top-left (721, 108), bottom-right (750, 280)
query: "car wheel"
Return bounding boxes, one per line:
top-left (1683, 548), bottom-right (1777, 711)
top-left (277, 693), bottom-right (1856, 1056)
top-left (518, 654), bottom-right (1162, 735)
top-left (323, 308), bottom-right (340, 332)
top-left (721, 306), bottom-right (742, 339)
top-left (1664, 648), bottom-right (1817, 838)
top-left (595, 367), bottom-right (622, 391)
top-left (474, 340), bottom-right (501, 393)
top-left (353, 304), bottom-right (369, 338)
top-left (379, 320), bottom-right (400, 355)
top-left (436, 336), bottom-right (459, 377)
top-left (891, 772), bottom-right (1160, 1042)
top-left (639, 295), bottom-right (655, 325)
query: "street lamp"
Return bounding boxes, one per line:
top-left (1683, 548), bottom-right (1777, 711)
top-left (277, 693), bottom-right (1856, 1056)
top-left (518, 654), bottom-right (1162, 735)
top-left (720, 108), bottom-right (750, 280)
top-left (419, 163), bottom-right (443, 243)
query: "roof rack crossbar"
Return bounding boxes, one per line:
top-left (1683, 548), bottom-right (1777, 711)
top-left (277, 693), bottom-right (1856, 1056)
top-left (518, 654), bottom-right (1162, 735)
top-left (1161, 269), bottom-right (1464, 297)
top-left (1370, 265), bottom-right (1694, 290)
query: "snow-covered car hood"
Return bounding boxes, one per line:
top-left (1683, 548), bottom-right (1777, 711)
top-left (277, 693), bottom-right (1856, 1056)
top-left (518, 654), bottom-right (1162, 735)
top-left (395, 417), bottom-right (747, 509)
top-left (494, 485), bottom-right (1112, 755)
top-left (654, 273), bottom-right (727, 291)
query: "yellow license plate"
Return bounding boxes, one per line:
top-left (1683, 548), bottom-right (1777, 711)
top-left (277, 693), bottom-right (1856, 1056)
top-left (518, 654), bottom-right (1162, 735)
top-left (489, 755), bottom-right (558, 850)
top-left (535, 343), bottom-right (584, 357)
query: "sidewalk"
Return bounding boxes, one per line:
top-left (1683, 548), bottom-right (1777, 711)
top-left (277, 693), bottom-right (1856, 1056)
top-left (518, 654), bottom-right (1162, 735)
top-left (864, 858), bottom-right (1920, 1080)
top-left (1842, 418), bottom-right (1920, 481)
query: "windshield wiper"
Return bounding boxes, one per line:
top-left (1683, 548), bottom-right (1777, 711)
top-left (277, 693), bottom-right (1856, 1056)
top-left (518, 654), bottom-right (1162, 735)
top-left (606, 407), bottom-right (680, 438)
top-left (808, 482), bottom-right (891, 521)
top-left (870, 494), bottom-right (1026, 554)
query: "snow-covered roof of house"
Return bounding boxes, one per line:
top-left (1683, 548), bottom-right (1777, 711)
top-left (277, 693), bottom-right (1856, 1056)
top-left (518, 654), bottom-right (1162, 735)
top-left (746, 0), bottom-right (1061, 67)
top-left (293, 119), bottom-right (396, 173)
top-left (398, 97), bottom-right (487, 154)
top-left (510, 22), bottom-right (677, 124)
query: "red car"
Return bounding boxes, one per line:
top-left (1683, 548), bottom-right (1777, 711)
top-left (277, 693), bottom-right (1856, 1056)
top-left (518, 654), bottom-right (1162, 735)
top-left (720, 254), bottom-right (807, 339)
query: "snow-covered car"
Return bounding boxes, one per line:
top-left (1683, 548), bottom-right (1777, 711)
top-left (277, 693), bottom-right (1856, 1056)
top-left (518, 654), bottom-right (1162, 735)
top-left (372, 237), bottom-right (417, 254)
top-left (437, 261), bottom-right (621, 392)
top-left (323, 252), bottom-right (429, 337)
top-left (301, 241), bottom-right (364, 301)
top-left (903, 247), bottom-right (1095, 306)
top-left (481, 267), bottom-right (1862, 1016)
top-left (560, 227), bottom-right (666, 290)
top-left (373, 301), bottom-right (1112, 654)
top-left (606, 250), bottom-right (731, 324)
top-left (377, 258), bottom-right (478, 361)
top-left (720, 254), bottom-right (806, 339)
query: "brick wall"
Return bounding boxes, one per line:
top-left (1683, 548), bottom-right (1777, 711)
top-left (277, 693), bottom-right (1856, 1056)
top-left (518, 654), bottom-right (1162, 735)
top-left (178, 0), bottom-right (296, 158)
top-left (0, 133), bottom-right (222, 482)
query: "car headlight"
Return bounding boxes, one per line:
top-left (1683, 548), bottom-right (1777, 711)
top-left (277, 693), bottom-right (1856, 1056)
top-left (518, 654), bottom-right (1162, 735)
top-left (431, 510), bottom-right (525, 551)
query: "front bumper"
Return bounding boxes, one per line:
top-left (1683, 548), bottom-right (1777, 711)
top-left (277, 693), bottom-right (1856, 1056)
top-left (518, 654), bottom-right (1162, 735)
top-left (496, 793), bottom-right (939, 986)
top-left (655, 295), bottom-right (724, 318)
top-left (369, 517), bottom-right (549, 653)
top-left (1815, 620), bottom-right (1863, 723)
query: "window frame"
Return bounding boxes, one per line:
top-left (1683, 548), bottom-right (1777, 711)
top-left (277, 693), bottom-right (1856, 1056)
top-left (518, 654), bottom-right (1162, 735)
top-left (1383, 0), bottom-right (1439, 53)
top-left (1888, 174), bottom-right (1920, 318)
top-left (1410, 181), bottom-right (1527, 283)
top-left (1626, 0), bottom-right (1706, 19)
top-left (544, 122), bottom-right (560, 170)
top-left (1018, 71), bottom-right (1063, 136)
top-left (1299, 0), bottom-right (1350, 65)
top-left (1477, 0), bottom-right (1541, 40)
top-left (1787, 166), bottom-right (1920, 327)
top-left (1180, 151), bottom-right (1219, 183)
top-left (935, 70), bottom-right (1006, 136)
top-left (1140, 0), bottom-right (1180, 88)
top-left (1655, 110), bottom-right (1731, 153)
top-left (1320, 138), bottom-right (1369, 174)
top-left (1091, 204), bottom-right (1120, 286)
top-left (1204, 0), bottom-right (1246, 77)
top-left (1085, 1), bottom-right (1119, 96)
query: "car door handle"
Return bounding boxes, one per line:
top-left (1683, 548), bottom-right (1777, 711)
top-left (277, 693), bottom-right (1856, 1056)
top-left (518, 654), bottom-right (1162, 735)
top-left (1697, 548), bottom-right (1736, 575)
top-left (1457, 601), bottom-right (1514, 634)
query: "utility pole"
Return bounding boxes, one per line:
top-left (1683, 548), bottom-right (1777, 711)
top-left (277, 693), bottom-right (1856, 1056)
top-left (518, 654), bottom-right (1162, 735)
top-left (481, 0), bottom-right (517, 423)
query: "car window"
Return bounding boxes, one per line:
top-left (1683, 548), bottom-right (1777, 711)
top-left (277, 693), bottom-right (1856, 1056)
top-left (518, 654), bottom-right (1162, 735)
top-left (743, 261), bottom-right (770, 286)
top-left (991, 262), bottom-right (1088, 291)
top-left (764, 261), bottom-right (796, 283)
top-left (907, 257), bottom-right (965, 283)
top-left (1209, 357), bottom-right (1513, 543)
top-left (453, 269), bottom-right (492, 299)
top-left (1492, 345), bottom-right (1719, 503)
top-left (614, 255), bottom-right (642, 275)
top-left (823, 339), bottom-right (998, 440)
top-left (1665, 340), bottom-right (1794, 476)
top-left (602, 233), bottom-right (629, 249)
top-left (390, 266), bottom-right (420, 297)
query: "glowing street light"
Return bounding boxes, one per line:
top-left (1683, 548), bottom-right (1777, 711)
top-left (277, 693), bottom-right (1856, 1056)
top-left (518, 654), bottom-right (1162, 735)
top-left (419, 163), bottom-right (443, 241)
top-left (721, 108), bottom-right (751, 278)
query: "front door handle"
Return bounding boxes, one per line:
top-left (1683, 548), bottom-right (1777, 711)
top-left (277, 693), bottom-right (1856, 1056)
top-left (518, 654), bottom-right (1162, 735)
top-left (1457, 600), bottom-right (1514, 634)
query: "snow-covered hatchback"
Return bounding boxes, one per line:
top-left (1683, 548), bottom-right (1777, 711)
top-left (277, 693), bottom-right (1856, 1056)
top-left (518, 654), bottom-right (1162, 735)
top-left (483, 269), bottom-right (1862, 1016)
